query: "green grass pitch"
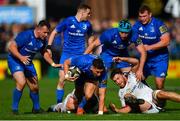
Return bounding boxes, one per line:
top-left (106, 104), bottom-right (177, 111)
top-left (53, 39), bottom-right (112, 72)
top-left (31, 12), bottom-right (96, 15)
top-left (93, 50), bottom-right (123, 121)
top-left (0, 76), bottom-right (180, 120)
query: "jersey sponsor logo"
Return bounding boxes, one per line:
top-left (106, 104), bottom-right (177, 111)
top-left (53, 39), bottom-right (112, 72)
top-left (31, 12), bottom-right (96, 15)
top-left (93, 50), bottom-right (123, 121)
top-left (159, 25), bottom-right (168, 34)
top-left (139, 35), bottom-right (157, 40)
top-left (70, 24), bottom-right (76, 28)
top-left (24, 48), bottom-right (36, 53)
top-left (68, 32), bottom-right (84, 36)
top-left (28, 42), bottom-right (33, 46)
top-left (139, 27), bottom-right (143, 31)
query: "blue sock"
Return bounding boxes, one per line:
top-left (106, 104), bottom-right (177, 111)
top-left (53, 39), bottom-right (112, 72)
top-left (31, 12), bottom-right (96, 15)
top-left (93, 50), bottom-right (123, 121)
top-left (78, 96), bottom-right (87, 108)
top-left (12, 88), bottom-right (22, 111)
top-left (30, 91), bottom-right (40, 110)
top-left (56, 89), bottom-right (64, 103)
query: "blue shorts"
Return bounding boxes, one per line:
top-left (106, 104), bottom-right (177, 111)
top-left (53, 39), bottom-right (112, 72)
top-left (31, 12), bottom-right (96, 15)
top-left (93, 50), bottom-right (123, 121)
top-left (100, 53), bottom-right (131, 70)
top-left (8, 55), bottom-right (37, 77)
top-left (59, 52), bottom-right (82, 64)
top-left (75, 73), bottom-right (107, 88)
top-left (144, 59), bottom-right (169, 78)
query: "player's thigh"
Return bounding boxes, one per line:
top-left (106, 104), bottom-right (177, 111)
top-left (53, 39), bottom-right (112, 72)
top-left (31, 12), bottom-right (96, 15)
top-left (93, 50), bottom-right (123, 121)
top-left (8, 57), bottom-right (26, 90)
top-left (59, 69), bottom-right (65, 82)
top-left (84, 82), bottom-right (97, 99)
top-left (8, 56), bottom-right (24, 77)
top-left (13, 71), bottom-right (26, 90)
top-left (152, 60), bottom-right (169, 78)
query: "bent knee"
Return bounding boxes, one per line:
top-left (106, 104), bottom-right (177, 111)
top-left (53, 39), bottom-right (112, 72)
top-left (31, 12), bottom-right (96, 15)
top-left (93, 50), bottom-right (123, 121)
top-left (30, 85), bottom-right (39, 92)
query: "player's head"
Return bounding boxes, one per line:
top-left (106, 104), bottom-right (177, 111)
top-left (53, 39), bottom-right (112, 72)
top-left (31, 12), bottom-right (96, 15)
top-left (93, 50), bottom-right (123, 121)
top-left (77, 4), bottom-right (91, 21)
top-left (91, 58), bottom-right (105, 77)
top-left (118, 19), bottom-right (131, 40)
top-left (138, 5), bottom-right (152, 25)
top-left (36, 20), bottom-right (50, 40)
top-left (110, 69), bottom-right (127, 88)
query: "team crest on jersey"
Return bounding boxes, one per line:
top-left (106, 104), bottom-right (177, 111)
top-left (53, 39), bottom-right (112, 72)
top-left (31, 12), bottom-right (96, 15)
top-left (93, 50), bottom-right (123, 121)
top-left (159, 25), bottom-right (168, 34)
top-left (150, 27), bottom-right (155, 32)
top-left (82, 24), bottom-right (87, 30)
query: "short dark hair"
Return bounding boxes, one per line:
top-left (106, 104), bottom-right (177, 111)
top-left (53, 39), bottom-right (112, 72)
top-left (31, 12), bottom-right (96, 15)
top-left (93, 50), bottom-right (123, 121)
top-left (77, 4), bottom-right (91, 10)
top-left (110, 69), bottom-right (123, 80)
top-left (92, 58), bottom-right (105, 70)
top-left (37, 20), bottom-right (51, 29)
top-left (139, 5), bottom-right (151, 14)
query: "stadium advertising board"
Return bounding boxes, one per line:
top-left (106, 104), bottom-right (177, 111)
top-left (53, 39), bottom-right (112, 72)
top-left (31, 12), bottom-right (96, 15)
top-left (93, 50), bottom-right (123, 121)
top-left (0, 60), bottom-right (41, 80)
top-left (0, 6), bottom-right (34, 24)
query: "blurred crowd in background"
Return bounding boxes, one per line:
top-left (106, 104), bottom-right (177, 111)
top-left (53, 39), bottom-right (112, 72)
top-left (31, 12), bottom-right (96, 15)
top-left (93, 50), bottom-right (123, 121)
top-left (0, 0), bottom-right (180, 60)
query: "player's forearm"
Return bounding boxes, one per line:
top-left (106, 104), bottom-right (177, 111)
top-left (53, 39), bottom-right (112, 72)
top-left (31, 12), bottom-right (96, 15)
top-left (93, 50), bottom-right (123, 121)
top-left (64, 59), bottom-right (71, 75)
top-left (48, 30), bottom-right (57, 45)
top-left (138, 47), bottom-right (147, 72)
top-left (98, 88), bottom-right (106, 113)
top-left (121, 57), bottom-right (139, 66)
top-left (43, 52), bottom-right (55, 65)
top-left (116, 106), bottom-right (131, 113)
top-left (148, 33), bottom-right (170, 51)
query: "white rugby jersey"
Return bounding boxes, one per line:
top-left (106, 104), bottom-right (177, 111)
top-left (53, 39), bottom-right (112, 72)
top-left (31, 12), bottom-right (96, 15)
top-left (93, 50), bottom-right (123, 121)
top-left (118, 72), bottom-right (153, 107)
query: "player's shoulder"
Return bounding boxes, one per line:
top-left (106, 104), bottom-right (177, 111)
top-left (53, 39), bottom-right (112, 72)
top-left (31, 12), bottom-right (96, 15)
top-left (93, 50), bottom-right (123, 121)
top-left (151, 17), bottom-right (164, 26)
top-left (17, 29), bottom-right (32, 37)
top-left (133, 20), bottom-right (142, 27)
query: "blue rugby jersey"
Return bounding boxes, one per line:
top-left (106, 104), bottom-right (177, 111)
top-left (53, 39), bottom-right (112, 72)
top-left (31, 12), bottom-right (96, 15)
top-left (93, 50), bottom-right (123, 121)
top-left (69, 54), bottom-right (107, 87)
top-left (99, 28), bottom-right (141, 56)
top-left (55, 16), bottom-right (93, 54)
top-left (8, 29), bottom-right (47, 63)
top-left (132, 17), bottom-right (169, 60)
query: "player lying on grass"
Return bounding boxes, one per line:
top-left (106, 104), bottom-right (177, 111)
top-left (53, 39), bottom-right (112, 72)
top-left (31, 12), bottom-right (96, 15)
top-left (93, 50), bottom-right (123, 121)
top-left (47, 89), bottom-right (108, 114)
top-left (109, 56), bottom-right (180, 113)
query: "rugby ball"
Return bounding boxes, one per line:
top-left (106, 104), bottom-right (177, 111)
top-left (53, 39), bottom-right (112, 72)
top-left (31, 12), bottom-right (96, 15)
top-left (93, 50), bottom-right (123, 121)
top-left (67, 66), bottom-right (81, 78)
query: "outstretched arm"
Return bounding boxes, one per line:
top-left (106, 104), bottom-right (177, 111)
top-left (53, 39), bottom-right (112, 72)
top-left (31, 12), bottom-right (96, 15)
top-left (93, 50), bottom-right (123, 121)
top-left (109, 103), bottom-right (131, 113)
top-left (113, 57), bottom-right (139, 73)
top-left (98, 87), bottom-right (106, 115)
top-left (47, 29), bottom-right (58, 56)
top-left (42, 51), bottom-right (62, 68)
top-left (136, 43), bottom-right (147, 81)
